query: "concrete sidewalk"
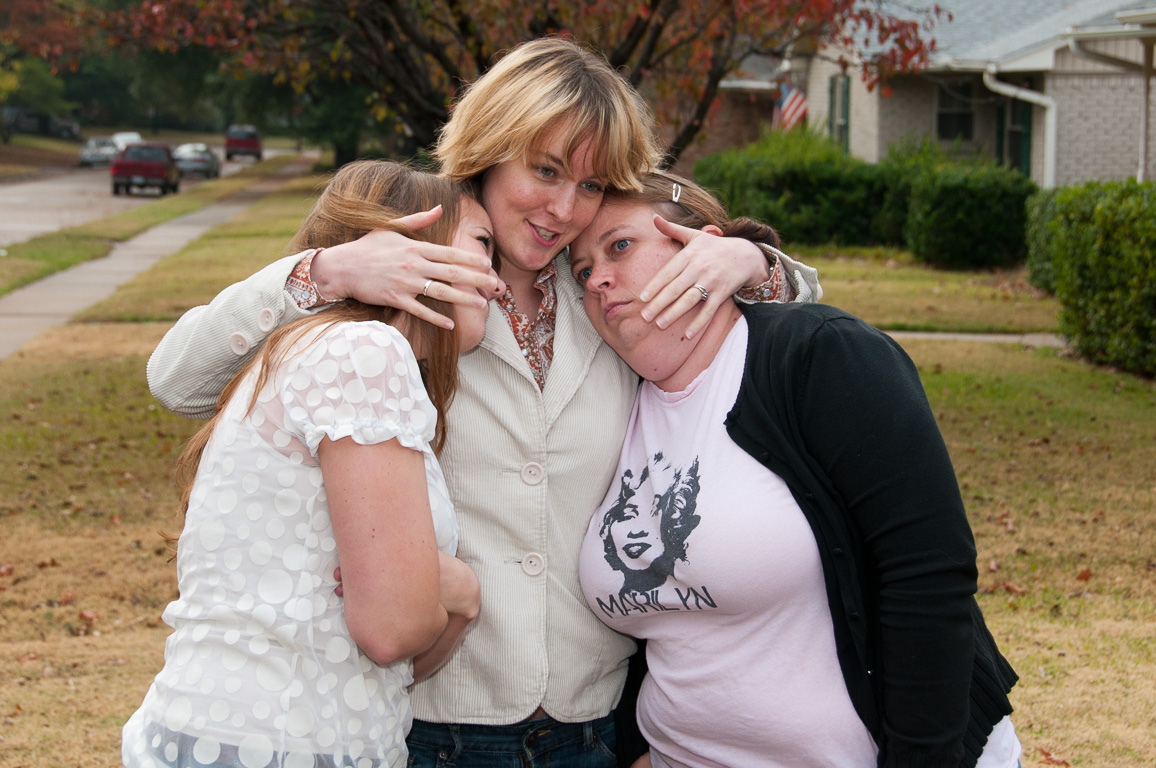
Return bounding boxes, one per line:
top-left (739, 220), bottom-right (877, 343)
top-left (888, 330), bottom-right (1065, 347)
top-left (0, 157), bottom-right (312, 361)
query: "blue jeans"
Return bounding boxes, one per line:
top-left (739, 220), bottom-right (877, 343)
top-left (406, 715), bottom-right (617, 768)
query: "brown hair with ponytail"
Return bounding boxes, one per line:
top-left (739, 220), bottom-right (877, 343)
top-left (602, 170), bottom-right (782, 249)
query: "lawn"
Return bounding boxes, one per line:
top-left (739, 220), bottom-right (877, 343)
top-left (0, 175), bottom-right (1152, 767)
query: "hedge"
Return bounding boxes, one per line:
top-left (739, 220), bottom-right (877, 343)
top-left (1051, 180), bottom-right (1156, 376)
top-left (1025, 189), bottom-right (1059, 293)
top-left (904, 166), bottom-right (1037, 269)
top-left (694, 131), bottom-right (1035, 269)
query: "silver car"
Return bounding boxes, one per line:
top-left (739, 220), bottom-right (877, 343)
top-left (173, 143), bottom-right (222, 178)
top-left (78, 137), bottom-right (118, 167)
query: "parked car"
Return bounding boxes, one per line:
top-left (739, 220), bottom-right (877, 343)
top-left (173, 142), bottom-right (221, 178)
top-left (112, 131), bottom-right (144, 151)
top-left (78, 137), bottom-right (118, 167)
top-left (49, 115), bottom-right (81, 139)
top-left (225, 124), bottom-right (262, 160)
top-left (110, 142), bottom-right (180, 196)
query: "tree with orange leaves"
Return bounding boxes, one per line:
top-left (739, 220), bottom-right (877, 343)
top-left (94, 0), bottom-right (947, 163)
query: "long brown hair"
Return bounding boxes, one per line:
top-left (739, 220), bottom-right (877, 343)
top-left (172, 160), bottom-right (471, 524)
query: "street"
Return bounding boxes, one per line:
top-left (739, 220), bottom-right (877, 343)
top-left (0, 151), bottom-right (250, 249)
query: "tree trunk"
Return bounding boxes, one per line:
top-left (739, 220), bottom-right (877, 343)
top-left (333, 129), bottom-right (361, 168)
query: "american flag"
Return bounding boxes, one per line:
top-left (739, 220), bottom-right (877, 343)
top-left (776, 85), bottom-right (808, 130)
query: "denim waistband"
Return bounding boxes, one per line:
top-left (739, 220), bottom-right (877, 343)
top-left (407, 714), bottom-right (613, 759)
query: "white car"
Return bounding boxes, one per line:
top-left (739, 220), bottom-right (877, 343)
top-left (78, 137), bottom-right (118, 166)
top-left (112, 131), bottom-right (144, 151)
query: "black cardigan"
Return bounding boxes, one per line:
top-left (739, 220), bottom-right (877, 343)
top-left (615, 302), bottom-right (1016, 768)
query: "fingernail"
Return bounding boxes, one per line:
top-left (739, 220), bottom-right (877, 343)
top-left (655, 318), bottom-right (667, 329)
top-left (641, 310), bottom-right (653, 322)
top-left (639, 291), bottom-right (651, 302)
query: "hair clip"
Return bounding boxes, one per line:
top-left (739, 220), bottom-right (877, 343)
top-left (672, 183), bottom-right (682, 203)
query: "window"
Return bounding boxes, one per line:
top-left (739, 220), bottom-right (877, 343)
top-left (937, 81), bottom-right (975, 141)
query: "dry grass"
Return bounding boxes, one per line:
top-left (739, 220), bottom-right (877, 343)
top-left (906, 340), bottom-right (1156, 766)
top-left (0, 326), bottom-right (194, 768)
top-left (797, 246), bottom-right (1061, 334)
top-left (0, 135), bottom-right (78, 178)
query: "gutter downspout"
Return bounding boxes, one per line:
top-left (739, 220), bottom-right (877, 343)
top-left (1141, 39), bottom-right (1153, 182)
top-left (982, 66), bottom-right (1057, 188)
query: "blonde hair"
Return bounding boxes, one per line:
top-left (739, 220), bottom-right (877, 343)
top-left (173, 161), bottom-right (471, 528)
top-left (604, 170), bottom-right (781, 248)
top-left (434, 37), bottom-right (662, 192)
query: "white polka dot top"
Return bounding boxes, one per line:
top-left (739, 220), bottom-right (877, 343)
top-left (123, 321), bottom-right (458, 768)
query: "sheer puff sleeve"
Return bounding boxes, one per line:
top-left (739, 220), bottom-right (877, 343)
top-left (278, 321), bottom-right (437, 456)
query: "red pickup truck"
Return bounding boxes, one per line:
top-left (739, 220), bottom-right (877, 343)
top-left (110, 142), bottom-right (181, 196)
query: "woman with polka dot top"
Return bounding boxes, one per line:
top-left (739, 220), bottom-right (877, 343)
top-left (121, 161), bottom-right (496, 768)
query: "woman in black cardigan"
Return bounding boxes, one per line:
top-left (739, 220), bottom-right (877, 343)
top-left (573, 171), bottom-right (1020, 768)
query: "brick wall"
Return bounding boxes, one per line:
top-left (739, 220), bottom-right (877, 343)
top-left (1047, 71), bottom-right (1156, 185)
top-left (665, 90), bottom-right (777, 176)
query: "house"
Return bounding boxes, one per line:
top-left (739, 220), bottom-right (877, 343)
top-left (797, 0), bottom-right (1156, 188)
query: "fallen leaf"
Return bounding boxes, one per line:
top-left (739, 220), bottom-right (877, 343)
top-left (0, 564), bottom-right (13, 577)
top-left (1076, 568), bottom-right (1093, 582)
top-left (1002, 581), bottom-right (1026, 595)
top-left (1037, 746), bottom-right (1071, 766)
top-left (988, 559), bottom-right (1000, 572)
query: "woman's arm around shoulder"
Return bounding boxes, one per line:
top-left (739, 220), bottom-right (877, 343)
top-left (147, 252), bottom-right (319, 418)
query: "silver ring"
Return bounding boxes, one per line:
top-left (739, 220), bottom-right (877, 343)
top-left (693, 284), bottom-right (709, 302)
top-left (422, 278), bottom-right (434, 297)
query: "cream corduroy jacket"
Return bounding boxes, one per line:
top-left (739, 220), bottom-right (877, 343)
top-left (147, 251), bottom-right (641, 724)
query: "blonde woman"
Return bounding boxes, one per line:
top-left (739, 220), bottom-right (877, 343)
top-left (146, 39), bottom-right (818, 767)
top-left (123, 161), bottom-right (492, 768)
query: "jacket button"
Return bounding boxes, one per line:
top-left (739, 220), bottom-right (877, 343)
top-left (257, 308), bottom-right (277, 333)
top-left (520, 462), bottom-right (544, 486)
top-left (228, 332), bottom-right (251, 356)
top-left (521, 553), bottom-right (545, 576)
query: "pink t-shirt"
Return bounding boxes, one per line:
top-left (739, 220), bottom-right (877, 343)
top-left (578, 318), bottom-right (878, 768)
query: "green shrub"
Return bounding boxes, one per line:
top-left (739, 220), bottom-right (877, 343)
top-left (1052, 180), bottom-right (1156, 376)
top-left (694, 129), bottom-right (894, 245)
top-left (1025, 189), bottom-right (1059, 293)
top-left (904, 166), bottom-right (1037, 269)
